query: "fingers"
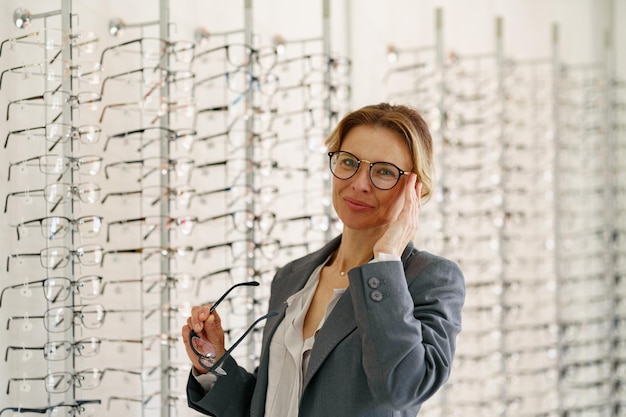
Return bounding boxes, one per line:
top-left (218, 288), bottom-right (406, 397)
top-left (190, 304), bottom-right (213, 333)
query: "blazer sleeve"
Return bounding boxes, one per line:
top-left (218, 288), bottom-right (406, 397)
top-left (347, 251), bottom-right (465, 409)
top-left (186, 355), bottom-right (257, 417)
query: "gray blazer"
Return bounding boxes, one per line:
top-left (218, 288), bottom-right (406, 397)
top-left (187, 235), bottom-right (465, 417)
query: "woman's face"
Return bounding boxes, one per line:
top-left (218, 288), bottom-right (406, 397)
top-left (332, 124), bottom-right (413, 232)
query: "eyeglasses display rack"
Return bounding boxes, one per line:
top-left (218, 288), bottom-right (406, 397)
top-left (384, 10), bottom-right (625, 417)
top-left (0, 0), bottom-right (349, 416)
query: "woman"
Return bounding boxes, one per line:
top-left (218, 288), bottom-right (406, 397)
top-left (182, 103), bottom-right (465, 417)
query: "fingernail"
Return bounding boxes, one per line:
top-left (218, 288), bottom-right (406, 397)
top-left (194, 323), bottom-right (202, 332)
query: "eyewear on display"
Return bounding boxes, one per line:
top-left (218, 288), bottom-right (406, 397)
top-left (193, 67), bottom-right (279, 97)
top-left (8, 154), bottom-right (102, 181)
top-left (6, 89), bottom-right (101, 121)
top-left (3, 336), bottom-right (140, 362)
top-left (328, 150), bottom-right (411, 190)
top-left (193, 112), bottom-right (277, 150)
top-left (107, 392), bottom-right (184, 411)
top-left (99, 37), bottom-right (195, 66)
top-left (100, 185), bottom-right (196, 207)
top-left (6, 244), bottom-right (104, 271)
top-left (104, 126), bottom-right (196, 151)
top-left (130, 272), bottom-right (197, 294)
top-left (104, 156), bottom-right (195, 182)
top-left (4, 182), bottom-right (101, 213)
top-left (100, 66), bottom-right (196, 99)
top-left (270, 105), bottom-right (338, 131)
top-left (198, 209), bottom-right (276, 233)
top-left (278, 79), bottom-right (351, 102)
top-left (98, 97), bottom-right (195, 125)
top-left (189, 183), bottom-right (278, 208)
top-left (14, 214), bottom-right (103, 240)
top-left (101, 245), bottom-right (193, 266)
top-left (193, 238), bottom-right (280, 263)
top-left (192, 43), bottom-right (277, 71)
top-left (189, 281), bottom-right (277, 376)
top-left (6, 368), bottom-right (141, 395)
top-left (277, 213), bottom-right (342, 233)
top-left (106, 215), bottom-right (197, 242)
top-left (4, 123), bottom-right (101, 151)
top-left (0, 28), bottom-right (99, 56)
top-left (0, 399), bottom-right (101, 417)
top-left (0, 275), bottom-right (103, 307)
top-left (0, 59), bottom-right (102, 90)
top-left (194, 158), bottom-right (280, 183)
top-left (6, 304), bottom-right (142, 332)
top-left (0, 30), bottom-right (42, 57)
top-left (277, 52), bottom-right (351, 75)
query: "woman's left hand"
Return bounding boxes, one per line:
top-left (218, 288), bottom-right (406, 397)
top-left (373, 173), bottom-right (422, 257)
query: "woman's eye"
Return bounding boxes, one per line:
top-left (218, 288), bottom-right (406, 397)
top-left (341, 158), bottom-right (358, 167)
top-left (375, 165), bottom-right (397, 178)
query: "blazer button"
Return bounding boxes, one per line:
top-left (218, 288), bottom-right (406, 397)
top-left (371, 290), bottom-right (383, 302)
top-left (367, 277), bottom-right (380, 289)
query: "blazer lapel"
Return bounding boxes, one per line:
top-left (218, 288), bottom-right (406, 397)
top-left (301, 241), bottom-right (417, 390)
top-left (302, 287), bottom-right (356, 390)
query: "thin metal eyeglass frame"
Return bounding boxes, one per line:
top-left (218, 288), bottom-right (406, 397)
top-left (328, 150), bottom-right (410, 190)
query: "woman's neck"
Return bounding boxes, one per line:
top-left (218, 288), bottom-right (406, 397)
top-left (328, 228), bottom-right (382, 275)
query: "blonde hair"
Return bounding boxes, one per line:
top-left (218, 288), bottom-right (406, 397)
top-left (325, 103), bottom-right (435, 202)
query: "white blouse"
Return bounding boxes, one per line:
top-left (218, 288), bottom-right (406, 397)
top-left (264, 259), bottom-right (345, 417)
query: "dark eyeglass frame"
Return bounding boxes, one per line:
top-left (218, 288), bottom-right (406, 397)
top-left (100, 185), bottom-right (196, 206)
top-left (104, 126), bottom-right (196, 151)
top-left (4, 123), bottom-right (101, 151)
top-left (198, 209), bottom-right (276, 233)
top-left (188, 281), bottom-right (278, 375)
top-left (189, 184), bottom-right (279, 208)
top-left (6, 244), bottom-right (104, 272)
top-left (4, 182), bottom-right (101, 214)
top-left (6, 368), bottom-right (141, 395)
top-left (193, 238), bottom-right (280, 263)
top-left (99, 37), bottom-right (195, 66)
top-left (192, 42), bottom-right (277, 70)
top-left (6, 89), bottom-right (102, 121)
top-left (4, 336), bottom-right (140, 362)
top-left (106, 215), bottom-right (197, 242)
top-left (193, 67), bottom-right (279, 97)
top-left (0, 275), bottom-right (103, 307)
top-left (8, 154), bottom-right (102, 181)
top-left (103, 156), bottom-right (195, 183)
top-left (6, 304), bottom-right (141, 332)
top-left (0, 400), bottom-right (101, 416)
top-left (101, 245), bottom-right (193, 266)
top-left (100, 66), bottom-right (195, 99)
top-left (328, 150), bottom-right (411, 190)
top-left (14, 215), bottom-right (103, 241)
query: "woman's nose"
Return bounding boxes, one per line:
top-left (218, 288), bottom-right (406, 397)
top-left (350, 164), bottom-right (372, 190)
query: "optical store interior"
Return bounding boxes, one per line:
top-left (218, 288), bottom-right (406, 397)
top-left (0, 0), bottom-right (624, 416)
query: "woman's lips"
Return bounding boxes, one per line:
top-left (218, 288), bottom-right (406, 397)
top-left (343, 197), bottom-right (373, 211)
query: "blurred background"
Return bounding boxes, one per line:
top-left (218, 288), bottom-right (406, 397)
top-left (0, 0), bottom-right (624, 416)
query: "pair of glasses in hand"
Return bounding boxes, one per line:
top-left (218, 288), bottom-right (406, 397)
top-left (188, 281), bottom-right (277, 376)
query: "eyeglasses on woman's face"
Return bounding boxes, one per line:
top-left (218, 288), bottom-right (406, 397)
top-left (328, 150), bottom-right (410, 190)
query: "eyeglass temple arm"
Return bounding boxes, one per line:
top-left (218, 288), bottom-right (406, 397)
top-left (208, 281), bottom-right (259, 313)
top-left (208, 310), bottom-right (278, 376)
top-left (6, 377), bottom-right (43, 395)
top-left (4, 345), bottom-right (42, 361)
top-left (6, 315), bottom-right (45, 330)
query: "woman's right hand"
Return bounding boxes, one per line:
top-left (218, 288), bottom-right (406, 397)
top-left (182, 305), bottom-right (226, 374)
